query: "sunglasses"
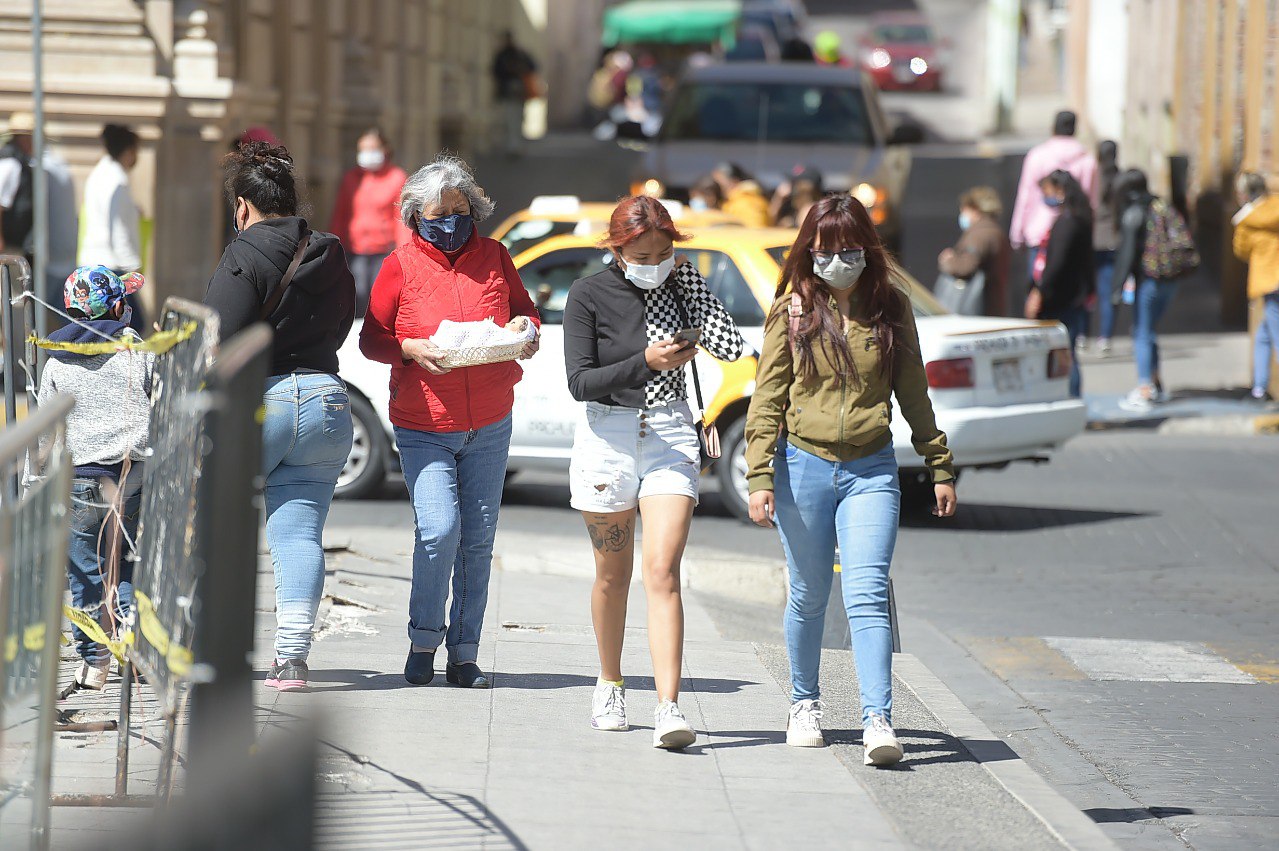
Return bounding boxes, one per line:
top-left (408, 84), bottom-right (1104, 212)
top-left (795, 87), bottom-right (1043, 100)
top-left (810, 248), bottom-right (865, 266)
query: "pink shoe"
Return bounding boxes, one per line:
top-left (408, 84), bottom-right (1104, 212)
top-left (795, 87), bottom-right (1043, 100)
top-left (265, 658), bottom-right (309, 691)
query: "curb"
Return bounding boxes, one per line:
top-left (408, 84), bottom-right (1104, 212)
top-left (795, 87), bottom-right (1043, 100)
top-left (893, 653), bottom-right (1120, 851)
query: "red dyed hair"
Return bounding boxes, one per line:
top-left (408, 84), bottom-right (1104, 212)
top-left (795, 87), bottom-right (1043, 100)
top-left (602, 195), bottom-right (690, 254)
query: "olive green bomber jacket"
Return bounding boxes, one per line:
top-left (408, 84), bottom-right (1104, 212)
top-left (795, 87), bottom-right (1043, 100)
top-left (744, 290), bottom-right (956, 493)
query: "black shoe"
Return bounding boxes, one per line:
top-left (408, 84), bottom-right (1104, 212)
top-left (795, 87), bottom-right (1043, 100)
top-left (446, 662), bottom-right (490, 689)
top-left (404, 649), bottom-right (436, 685)
top-left (265, 658), bottom-right (309, 692)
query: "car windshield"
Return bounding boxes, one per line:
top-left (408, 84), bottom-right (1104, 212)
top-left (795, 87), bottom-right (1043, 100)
top-left (662, 82), bottom-right (873, 145)
top-left (764, 245), bottom-right (947, 316)
top-left (497, 219), bottom-right (580, 258)
top-left (876, 25), bottom-right (933, 44)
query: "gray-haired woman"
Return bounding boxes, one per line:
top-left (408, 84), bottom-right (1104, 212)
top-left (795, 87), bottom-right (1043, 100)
top-left (360, 154), bottom-right (541, 688)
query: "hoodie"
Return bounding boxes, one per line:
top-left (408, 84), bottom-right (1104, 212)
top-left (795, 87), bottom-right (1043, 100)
top-left (204, 216), bottom-right (357, 375)
top-left (1009, 136), bottom-right (1099, 250)
top-left (1233, 195), bottom-right (1279, 300)
top-left (36, 319), bottom-right (154, 479)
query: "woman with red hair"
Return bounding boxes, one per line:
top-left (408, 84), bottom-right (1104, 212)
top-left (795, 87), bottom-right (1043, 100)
top-left (563, 195), bottom-right (745, 749)
top-left (744, 195), bottom-right (957, 765)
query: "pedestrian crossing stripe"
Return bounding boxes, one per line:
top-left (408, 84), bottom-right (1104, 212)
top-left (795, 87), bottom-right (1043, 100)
top-left (1042, 637), bottom-right (1257, 684)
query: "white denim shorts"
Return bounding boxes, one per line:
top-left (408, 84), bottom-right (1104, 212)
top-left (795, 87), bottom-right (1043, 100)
top-left (569, 401), bottom-right (701, 512)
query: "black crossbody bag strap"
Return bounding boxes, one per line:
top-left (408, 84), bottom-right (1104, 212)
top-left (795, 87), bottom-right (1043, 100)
top-left (260, 231), bottom-right (311, 320)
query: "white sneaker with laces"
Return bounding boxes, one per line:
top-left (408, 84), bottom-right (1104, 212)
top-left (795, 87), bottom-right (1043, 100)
top-left (74, 660), bottom-right (109, 691)
top-left (653, 700), bottom-right (696, 749)
top-left (863, 713), bottom-right (903, 766)
top-left (591, 679), bottom-right (628, 731)
top-left (786, 699), bottom-right (826, 748)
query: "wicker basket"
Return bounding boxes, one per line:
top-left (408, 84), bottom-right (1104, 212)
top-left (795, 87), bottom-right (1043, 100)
top-left (437, 341), bottom-right (527, 368)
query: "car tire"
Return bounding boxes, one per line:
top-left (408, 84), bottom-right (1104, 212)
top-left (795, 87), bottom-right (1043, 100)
top-left (715, 416), bottom-right (752, 523)
top-left (335, 393), bottom-right (389, 500)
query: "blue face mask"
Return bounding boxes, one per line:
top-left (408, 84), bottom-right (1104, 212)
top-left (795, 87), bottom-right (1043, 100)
top-left (1043, 195), bottom-right (1063, 208)
top-left (417, 213), bottom-right (474, 252)
top-left (958, 212), bottom-right (972, 231)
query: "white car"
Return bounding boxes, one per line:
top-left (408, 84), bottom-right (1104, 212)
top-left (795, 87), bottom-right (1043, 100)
top-left (336, 231), bottom-right (1087, 519)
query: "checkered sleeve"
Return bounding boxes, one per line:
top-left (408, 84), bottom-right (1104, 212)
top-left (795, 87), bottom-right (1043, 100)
top-left (672, 262), bottom-right (745, 362)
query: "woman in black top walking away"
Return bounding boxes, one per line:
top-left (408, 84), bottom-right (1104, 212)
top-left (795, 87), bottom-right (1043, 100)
top-left (1025, 170), bottom-right (1093, 397)
top-left (205, 141), bottom-right (356, 691)
top-left (563, 196), bottom-right (744, 749)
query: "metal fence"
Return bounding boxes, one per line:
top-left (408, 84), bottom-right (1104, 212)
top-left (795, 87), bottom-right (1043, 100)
top-left (0, 394), bottom-right (74, 851)
top-left (129, 298), bottom-right (220, 714)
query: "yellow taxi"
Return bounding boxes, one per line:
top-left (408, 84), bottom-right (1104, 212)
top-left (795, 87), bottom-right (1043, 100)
top-left (505, 228), bottom-right (1085, 521)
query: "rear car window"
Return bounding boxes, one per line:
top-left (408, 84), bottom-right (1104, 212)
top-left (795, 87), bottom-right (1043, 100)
top-left (498, 219), bottom-right (579, 258)
top-left (764, 245), bottom-right (947, 317)
top-left (662, 81), bottom-right (873, 146)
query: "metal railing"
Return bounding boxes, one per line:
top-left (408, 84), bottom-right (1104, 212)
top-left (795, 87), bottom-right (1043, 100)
top-left (0, 394), bottom-right (74, 851)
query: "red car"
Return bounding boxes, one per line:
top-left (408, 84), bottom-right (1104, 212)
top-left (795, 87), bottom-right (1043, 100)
top-left (860, 13), bottom-right (944, 93)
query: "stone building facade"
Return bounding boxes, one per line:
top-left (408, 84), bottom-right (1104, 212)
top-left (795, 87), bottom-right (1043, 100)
top-left (0, 0), bottom-right (543, 307)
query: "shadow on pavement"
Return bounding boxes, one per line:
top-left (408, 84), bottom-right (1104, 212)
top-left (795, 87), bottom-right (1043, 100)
top-left (492, 672), bottom-right (758, 693)
top-left (1083, 806), bottom-right (1196, 824)
top-left (902, 503), bottom-right (1147, 532)
top-left (822, 727), bottom-right (977, 770)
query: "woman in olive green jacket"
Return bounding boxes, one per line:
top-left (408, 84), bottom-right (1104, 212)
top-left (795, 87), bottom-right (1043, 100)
top-left (744, 194), bottom-right (957, 766)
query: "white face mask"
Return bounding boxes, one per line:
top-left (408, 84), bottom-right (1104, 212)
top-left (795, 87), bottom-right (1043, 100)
top-left (813, 255), bottom-right (866, 290)
top-left (357, 149), bottom-right (386, 171)
top-left (622, 256), bottom-right (675, 290)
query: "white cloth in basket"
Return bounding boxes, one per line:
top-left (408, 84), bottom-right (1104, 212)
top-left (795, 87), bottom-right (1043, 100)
top-left (431, 317), bottom-right (537, 349)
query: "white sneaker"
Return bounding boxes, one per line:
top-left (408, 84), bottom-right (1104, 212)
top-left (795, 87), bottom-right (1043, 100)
top-left (1118, 387), bottom-right (1156, 413)
top-left (74, 660), bottom-right (109, 691)
top-left (591, 679), bottom-right (628, 731)
top-left (653, 700), bottom-right (696, 749)
top-left (863, 713), bottom-right (903, 766)
top-left (786, 699), bottom-right (826, 748)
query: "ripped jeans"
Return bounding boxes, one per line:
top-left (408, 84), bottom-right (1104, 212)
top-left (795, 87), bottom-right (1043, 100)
top-left (568, 401), bottom-right (701, 513)
top-left (67, 473), bottom-right (143, 666)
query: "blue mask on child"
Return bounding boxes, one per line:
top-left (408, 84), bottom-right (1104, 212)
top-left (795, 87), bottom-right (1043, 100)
top-left (958, 212), bottom-right (972, 231)
top-left (417, 213), bottom-right (474, 252)
top-left (1043, 195), bottom-right (1063, 208)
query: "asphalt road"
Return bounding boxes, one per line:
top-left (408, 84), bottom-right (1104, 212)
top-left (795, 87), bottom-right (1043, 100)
top-left (329, 430), bottom-right (1279, 850)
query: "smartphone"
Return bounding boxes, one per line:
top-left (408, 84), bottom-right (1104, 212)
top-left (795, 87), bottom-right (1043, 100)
top-left (674, 327), bottom-right (702, 346)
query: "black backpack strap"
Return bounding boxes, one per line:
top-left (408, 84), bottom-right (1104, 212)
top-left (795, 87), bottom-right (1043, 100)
top-left (260, 231), bottom-right (311, 320)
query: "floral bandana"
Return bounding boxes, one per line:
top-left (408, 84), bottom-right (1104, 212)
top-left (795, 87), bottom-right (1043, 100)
top-left (63, 266), bottom-right (144, 319)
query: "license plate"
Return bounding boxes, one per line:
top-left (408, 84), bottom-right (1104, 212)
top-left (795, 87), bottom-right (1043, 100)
top-left (893, 66), bottom-right (916, 83)
top-left (993, 358), bottom-right (1023, 393)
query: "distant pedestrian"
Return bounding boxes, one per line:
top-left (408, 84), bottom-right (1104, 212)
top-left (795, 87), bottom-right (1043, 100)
top-left (328, 127), bottom-right (410, 316)
top-left (205, 141), bottom-right (357, 692)
top-left (1111, 168), bottom-right (1200, 412)
top-left (563, 195), bottom-right (744, 749)
top-left (80, 124), bottom-right (145, 331)
top-left (781, 36), bottom-right (816, 62)
top-left (713, 162), bottom-right (772, 227)
top-left (936, 185), bottom-right (1011, 316)
top-left (770, 167), bottom-right (824, 228)
top-left (1009, 111), bottom-right (1098, 277)
top-left (688, 176), bottom-right (724, 213)
top-left (39, 266), bottom-right (151, 694)
top-left (0, 111), bottom-right (35, 262)
top-left (492, 31), bottom-right (537, 155)
top-left (744, 194), bottom-right (956, 765)
top-left (1024, 171), bottom-right (1093, 397)
top-left (360, 155), bottom-right (540, 690)
top-left (814, 31), bottom-right (852, 67)
top-left (1232, 171), bottom-right (1279, 401)
top-left (1092, 140), bottom-right (1121, 354)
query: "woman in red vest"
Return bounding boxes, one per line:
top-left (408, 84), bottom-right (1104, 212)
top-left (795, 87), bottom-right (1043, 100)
top-left (360, 155), bottom-right (541, 689)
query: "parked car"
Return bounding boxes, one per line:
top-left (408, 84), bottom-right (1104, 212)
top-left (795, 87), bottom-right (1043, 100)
top-left (335, 227), bottom-right (1089, 520)
top-left (621, 62), bottom-right (919, 248)
top-left (860, 11), bottom-right (946, 92)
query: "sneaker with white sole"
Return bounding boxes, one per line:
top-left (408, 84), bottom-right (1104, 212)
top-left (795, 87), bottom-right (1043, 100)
top-left (591, 679), bottom-right (628, 731)
top-left (863, 713), bottom-right (903, 766)
top-left (653, 700), bottom-right (696, 749)
top-left (786, 699), bottom-right (826, 748)
top-left (74, 660), bottom-right (109, 691)
top-left (1118, 387), bottom-right (1156, 413)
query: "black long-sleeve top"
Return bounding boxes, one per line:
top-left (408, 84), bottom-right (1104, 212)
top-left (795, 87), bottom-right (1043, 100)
top-left (1035, 210), bottom-right (1094, 318)
top-left (563, 260), bottom-right (745, 408)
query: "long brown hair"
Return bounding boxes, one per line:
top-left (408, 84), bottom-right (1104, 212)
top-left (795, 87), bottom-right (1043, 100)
top-left (775, 194), bottom-right (905, 380)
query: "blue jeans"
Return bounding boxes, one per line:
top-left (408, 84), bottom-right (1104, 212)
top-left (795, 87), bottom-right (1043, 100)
top-left (1094, 250), bottom-right (1117, 340)
top-left (1056, 305), bottom-right (1088, 398)
top-left (774, 441), bottom-right (901, 724)
top-left (67, 474), bottom-right (142, 665)
top-left (262, 372), bottom-right (353, 661)
top-left (395, 413), bottom-right (512, 663)
top-left (1133, 278), bottom-right (1178, 385)
top-left (1253, 292), bottom-right (1279, 392)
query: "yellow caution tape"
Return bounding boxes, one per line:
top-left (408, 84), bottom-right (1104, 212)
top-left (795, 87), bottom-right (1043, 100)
top-left (23, 623), bottom-right (45, 652)
top-left (29, 321), bottom-right (198, 356)
top-left (62, 604), bottom-right (131, 663)
top-left (133, 591), bottom-right (193, 677)
top-left (4, 634), bottom-right (16, 662)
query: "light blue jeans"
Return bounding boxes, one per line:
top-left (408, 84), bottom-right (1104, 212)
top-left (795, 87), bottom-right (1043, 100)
top-left (1253, 292), bottom-right (1279, 392)
top-left (395, 414), bottom-right (512, 664)
top-left (1133, 277), bottom-right (1178, 385)
top-left (262, 372), bottom-right (353, 661)
top-left (774, 440), bottom-right (901, 725)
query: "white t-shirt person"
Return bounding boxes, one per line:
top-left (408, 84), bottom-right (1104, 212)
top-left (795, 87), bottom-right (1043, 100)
top-left (79, 155), bottom-right (141, 272)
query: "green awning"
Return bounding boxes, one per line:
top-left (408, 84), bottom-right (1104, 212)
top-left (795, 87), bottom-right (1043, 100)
top-left (602, 0), bottom-right (742, 47)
